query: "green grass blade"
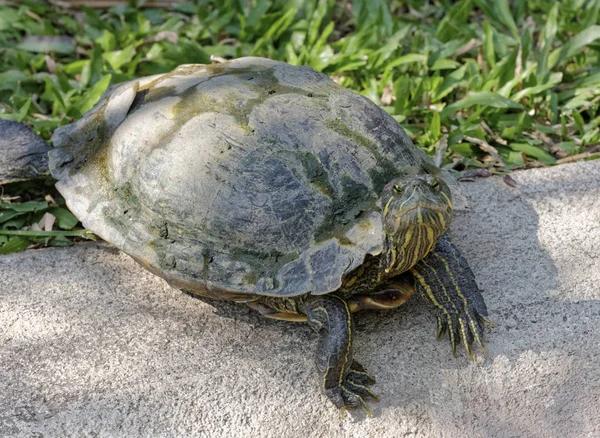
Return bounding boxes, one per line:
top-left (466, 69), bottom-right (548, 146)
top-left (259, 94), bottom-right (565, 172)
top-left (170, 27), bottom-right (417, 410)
top-left (441, 92), bottom-right (523, 118)
top-left (68, 74), bottom-right (112, 119)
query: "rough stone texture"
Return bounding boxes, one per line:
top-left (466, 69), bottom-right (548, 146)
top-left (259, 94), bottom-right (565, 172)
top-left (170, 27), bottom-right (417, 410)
top-left (1, 160), bottom-right (599, 437)
top-left (0, 119), bottom-right (50, 184)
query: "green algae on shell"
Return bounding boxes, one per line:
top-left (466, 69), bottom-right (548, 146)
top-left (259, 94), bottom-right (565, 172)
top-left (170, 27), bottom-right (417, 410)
top-left (49, 57), bottom-right (455, 299)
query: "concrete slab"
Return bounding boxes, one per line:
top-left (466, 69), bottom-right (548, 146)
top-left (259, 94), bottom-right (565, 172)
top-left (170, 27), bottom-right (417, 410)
top-left (1, 160), bottom-right (599, 437)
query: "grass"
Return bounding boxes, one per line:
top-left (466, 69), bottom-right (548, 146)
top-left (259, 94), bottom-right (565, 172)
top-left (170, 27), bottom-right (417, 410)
top-left (1, 0), bottom-right (600, 253)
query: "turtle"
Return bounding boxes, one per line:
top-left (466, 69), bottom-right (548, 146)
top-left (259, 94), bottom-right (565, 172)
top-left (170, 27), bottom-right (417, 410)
top-left (49, 57), bottom-right (489, 415)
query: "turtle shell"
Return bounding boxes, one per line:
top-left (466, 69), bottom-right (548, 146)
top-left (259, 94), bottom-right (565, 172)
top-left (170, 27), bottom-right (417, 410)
top-left (50, 57), bottom-right (452, 299)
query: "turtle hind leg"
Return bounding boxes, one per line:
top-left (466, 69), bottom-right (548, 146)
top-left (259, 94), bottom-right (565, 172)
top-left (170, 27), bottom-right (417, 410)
top-left (246, 301), bottom-right (308, 322)
top-left (411, 233), bottom-right (489, 359)
top-left (346, 276), bottom-right (415, 312)
top-left (303, 295), bottom-right (379, 416)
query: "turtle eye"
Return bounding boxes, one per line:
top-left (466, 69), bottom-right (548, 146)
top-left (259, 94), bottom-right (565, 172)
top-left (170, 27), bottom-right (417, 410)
top-left (430, 179), bottom-right (439, 190)
top-left (393, 184), bottom-right (402, 194)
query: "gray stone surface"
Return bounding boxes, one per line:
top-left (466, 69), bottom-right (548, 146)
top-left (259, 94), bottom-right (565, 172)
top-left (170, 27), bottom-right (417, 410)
top-left (1, 160), bottom-right (599, 437)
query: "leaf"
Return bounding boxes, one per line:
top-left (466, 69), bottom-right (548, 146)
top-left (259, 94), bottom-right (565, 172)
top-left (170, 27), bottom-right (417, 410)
top-left (432, 64), bottom-right (467, 102)
top-left (16, 36), bottom-right (75, 54)
top-left (572, 111), bottom-right (585, 135)
top-left (44, 77), bottom-right (66, 113)
top-left (0, 7), bottom-right (18, 31)
top-left (493, 46), bottom-right (519, 89)
top-left (502, 151), bottom-right (525, 166)
top-left (311, 21), bottom-right (335, 55)
top-left (564, 25), bottom-right (600, 59)
top-left (563, 89), bottom-right (597, 110)
top-left (0, 237), bottom-right (30, 255)
top-left (368, 27), bottom-right (410, 70)
top-left (353, 0), bottom-right (393, 35)
top-left (498, 64), bottom-right (536, 98)
top-left (307, 0), bottom-right (328, 47)
top-left (48, 207), bottom-right (79, 230)
top-left (581, 127), bottom-right (600, 145)
top-left (548, 25), bottom-right (600, 69)
top-left (578, 72), bottom-right (600, 88)
top-left (494, 0), bottom-right (519, 40)
top-left (88, 45), bottom-right (105, 87)
top-left (250, 7), bottom-right (298, 55)
top-left (0, 70), bottom-right (29, 91)
top-left (430, 111), bottom-right (441, 138)
top-left (386, 54), bottom-right (427, 69)
top-left (450, 142), bottom-right (477, 158)
top-left (0, 210), bottom-right (25, 224)
top-left (245, 0), bottom-right (272, 30)
top-left (510, 72), bottom-right (563, 101)
top-left (394, 75), bottom-right (411, 114)
top-left (0, 99), bottom-right (31, 122)
top-left (95, 31), bottom-right (117, 52)
top-left (1, 217), bottom-right (27, 229)
top-left (435, 0), bottom-right (474, 42)
top-left (161, 40), bottom-right (210, 66)
top-left (441, 92), bottom-right (523, 117)
top-left (136, 12), bottom-right (151, 35)
top-left (103, 45), bottom-right (136, 71)
top-left (509, 143), bottom-right (556, 164)
top-left (62, 60), bottom-right (88, 75)
top-left (539, 3), bottom-right (558, 49)
top-left (503, 174), bottom-right (518, 187)
top-left (6, 201), bottom-right (48, 212)
top-left (521, 28), bottom-right (532, 64)
top-left (81, 6), bottom-right (109, 30)
top-left (68, 74), bottom-right (112, 119)
top-left (536, 4), bottom-right (559, 75)
top-left (430, 58), bottom-right (460, 70)
top-left (48, 235), bottom-right (74, 247)
top-left (0, 230), bottom-right (96, 239)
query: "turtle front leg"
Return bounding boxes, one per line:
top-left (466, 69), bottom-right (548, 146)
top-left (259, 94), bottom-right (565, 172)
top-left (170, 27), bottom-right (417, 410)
top-left (411, 233), bottom-right (489, 359)
top-left (302, 295), bottom-right (379, 416)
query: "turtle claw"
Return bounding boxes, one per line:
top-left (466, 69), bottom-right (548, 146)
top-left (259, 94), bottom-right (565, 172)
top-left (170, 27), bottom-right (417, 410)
top-left (346, 360), bottom-right (376, 385)
top-left (326, 361), bottom-right (379, 417)
top-left (412, 233), bottom-right (490, 360)
top-left (436, 306), bottom-right (488, 359)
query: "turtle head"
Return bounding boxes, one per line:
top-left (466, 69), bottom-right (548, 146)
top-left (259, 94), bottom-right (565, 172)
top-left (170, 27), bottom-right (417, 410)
top-left (379, 174), bottom-right (452, 276)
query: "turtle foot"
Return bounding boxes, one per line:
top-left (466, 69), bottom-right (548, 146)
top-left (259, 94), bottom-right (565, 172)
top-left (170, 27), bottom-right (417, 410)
top-left (325, 361), bottom-right (379, 417)
top-left (411, 233), bottom-right (490, 360)
top-left (436, 308), bottom-right (489, 360)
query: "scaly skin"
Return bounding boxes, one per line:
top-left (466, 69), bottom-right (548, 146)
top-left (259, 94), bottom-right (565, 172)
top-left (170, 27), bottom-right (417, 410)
top-left (411, 233), bottom-right (489, 359)
top-left (301, 295), bottom-right (379, 417)
top-left (378, 174), bottom-right (452, 276)
top-left (337, 174), bottom-right (452, 297)
top-left (246, 175), bottom-right (489, 416)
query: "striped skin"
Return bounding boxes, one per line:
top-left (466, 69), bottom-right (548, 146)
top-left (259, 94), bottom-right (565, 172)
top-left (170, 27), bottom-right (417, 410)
top-left (338, 255), bottom-right (383, 296)
top-left (249, 285), bottom-right (413, 321)
top-left (302, 295), bottom-right (379, 416)
top-left (240, 177), bottom-right (488, 416)
top-left (380, 175), bottom-right (453, 278)
top-left (246, 234), bottom-right (488, 415)
top-left (337, 175), bottom-right (452, 297)
top-left (411, 233), bottom-right (488, 359)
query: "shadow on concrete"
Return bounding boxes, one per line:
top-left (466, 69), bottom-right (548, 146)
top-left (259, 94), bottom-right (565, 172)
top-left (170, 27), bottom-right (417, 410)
top-left (2, 164), bottom-right (600, 437)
